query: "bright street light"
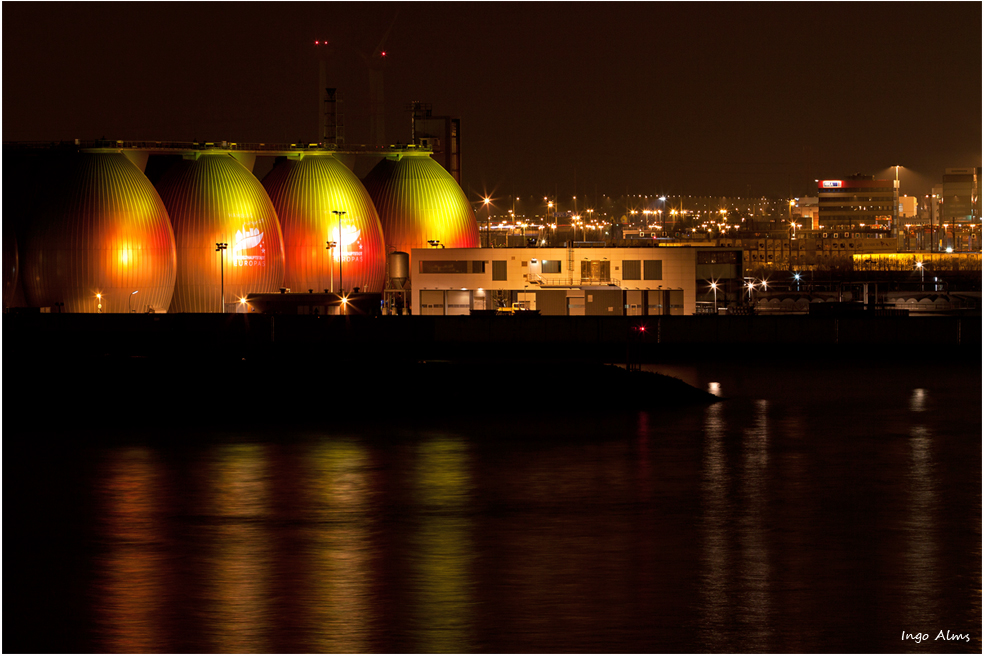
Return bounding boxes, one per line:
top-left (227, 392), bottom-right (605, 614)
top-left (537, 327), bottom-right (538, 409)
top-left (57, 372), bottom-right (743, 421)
top-left (215, 242), bottom-right (228, 312)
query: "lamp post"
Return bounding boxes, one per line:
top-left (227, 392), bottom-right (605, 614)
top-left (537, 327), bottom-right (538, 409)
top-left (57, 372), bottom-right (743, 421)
top-left (326, 240), bottom-right (337, 293)
top-left (128, 289), bottom-right (139, 313)
top-left (915, 260), bottom-right (924, 292)
top-left (331, 210), bottom-right (346, 294)
top-left (96, 293), bottom-right (102, 314)
top-left (709, 281), bottom-right (718, 314)
top-left (215, 242), bottom-right (228, 312)
top-left (483, 197), bottom-right (492, 247)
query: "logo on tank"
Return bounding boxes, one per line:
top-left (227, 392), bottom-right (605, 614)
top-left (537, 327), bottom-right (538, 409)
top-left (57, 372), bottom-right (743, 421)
top-left (336, 223), bottom-right (363, 263)
top-left (232, 222), bottom-right (266, 267)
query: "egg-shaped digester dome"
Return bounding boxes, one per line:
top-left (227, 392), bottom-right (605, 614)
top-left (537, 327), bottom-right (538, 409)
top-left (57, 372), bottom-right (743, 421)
top-left (20, 152), bottom-right (176, 313)
top-left (262, 153), bottom-right (385, 293)
top-left (362, 151), bottom-right (480, 255)
top-left (155, 153), bottom-right (285, 312)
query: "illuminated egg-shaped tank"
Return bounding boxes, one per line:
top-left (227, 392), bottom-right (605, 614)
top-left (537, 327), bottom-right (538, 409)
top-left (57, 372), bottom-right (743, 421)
top-left (262, 153), bottom-right (385, 293)
top-left (20, 152), bottom-right (176, 313)
top-left (155, 153), bottom-right (285, 312)
top-left (362, 150), bottom-right (480, 256)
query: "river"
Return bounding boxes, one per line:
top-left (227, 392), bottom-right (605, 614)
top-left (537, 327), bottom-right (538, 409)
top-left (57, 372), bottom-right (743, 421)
top-left (4, 359), bottom-right (979, 653)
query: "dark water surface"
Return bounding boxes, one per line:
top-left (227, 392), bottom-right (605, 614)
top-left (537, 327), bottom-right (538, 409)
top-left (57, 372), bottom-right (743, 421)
top-left (4, 361), bottom-right (980, 653)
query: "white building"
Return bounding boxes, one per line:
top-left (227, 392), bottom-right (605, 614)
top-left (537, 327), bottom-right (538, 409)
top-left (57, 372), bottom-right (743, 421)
top-left (410, 246), bottom-right (741, 316)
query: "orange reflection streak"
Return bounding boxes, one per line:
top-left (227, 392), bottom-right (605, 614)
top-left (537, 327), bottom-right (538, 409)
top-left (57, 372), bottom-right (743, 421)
top-left (737, 400), bottom-right (772, 648)
top-left (699, 401), bottom-right (733, 652)
top-left (206, 444), bottom-right (272, 653)
top-left (903, 425), bottom-right (940, 628)
top-left (410, 437), bottom-right (475, 653)
top-left (95, 447), bottom-right (164, 653)
top-left (306, 440), bottom-right (373, 653)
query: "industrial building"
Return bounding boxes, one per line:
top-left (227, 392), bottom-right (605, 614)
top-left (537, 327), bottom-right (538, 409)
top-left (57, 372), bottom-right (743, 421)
top-left (409, 245), bottom-right (742, 316)
top-left (3, 141), bottom-right (481, 313)
top-left (817, 175), bottom-right (899, 234)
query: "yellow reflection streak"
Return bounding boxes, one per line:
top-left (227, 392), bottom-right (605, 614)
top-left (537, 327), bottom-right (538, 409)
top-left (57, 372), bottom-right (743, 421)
top-left (411, 437), bottom-right (474, 653)
top-left (95, 447), bottom-right (164, 653)
top-left (308, 440), bottom-right (372, 653)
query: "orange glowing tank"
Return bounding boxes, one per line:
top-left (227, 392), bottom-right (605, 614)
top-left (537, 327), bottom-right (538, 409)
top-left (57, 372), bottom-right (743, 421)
top-left (155, 153), bottom-right (285, 312)
top-left (19, 152), bottom-right (176, 313)
top-left (262, 153), bottom-right (385, 293)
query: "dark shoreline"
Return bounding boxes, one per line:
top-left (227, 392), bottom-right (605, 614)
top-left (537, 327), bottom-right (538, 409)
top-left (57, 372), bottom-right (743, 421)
top-left (6, 313), bottom-right (979, 434)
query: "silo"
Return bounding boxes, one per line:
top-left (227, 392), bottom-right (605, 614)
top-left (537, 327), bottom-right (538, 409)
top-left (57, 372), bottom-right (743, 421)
top-left (387, 251), bottom-right (410, 289)
top-left (362, 150), bottom-right (480, 257)
top-left (155, 153), bottom-right (285, 312)
top-left (19, 152), bottom-right (176, 313)
top-left (262, 153), bottom-right (385, 293)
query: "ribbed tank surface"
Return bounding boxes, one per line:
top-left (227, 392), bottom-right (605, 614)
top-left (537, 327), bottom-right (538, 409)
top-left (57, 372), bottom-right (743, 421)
top-left (155, 153), bottom-right (285, 312)
top-left (20, 152), bottom-right (176, 313)
top-left (263, 154), bottom-right (385, 294)
top-left (362, 152), bottom-right (480, 259)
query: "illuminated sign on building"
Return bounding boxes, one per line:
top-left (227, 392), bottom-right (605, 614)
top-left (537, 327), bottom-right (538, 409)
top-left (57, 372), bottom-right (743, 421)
top-left (821, 181), bottom-right (843, 188)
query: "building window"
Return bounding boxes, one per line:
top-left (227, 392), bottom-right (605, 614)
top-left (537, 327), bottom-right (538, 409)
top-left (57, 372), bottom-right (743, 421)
top-left (492, 260), bottom-right (507, 281)
top-left (420, 260), bottom-right (468, 274)
top-left (697, 251), bottom-right (738, 264)
top-left (419, 260), bottom-right (486, 274)
top-left (623, 260), bottom-right (641, 280)
top-left (541, 260), bottom-right (561, 274)
top-left (643, 260), bottom-right (663, 280)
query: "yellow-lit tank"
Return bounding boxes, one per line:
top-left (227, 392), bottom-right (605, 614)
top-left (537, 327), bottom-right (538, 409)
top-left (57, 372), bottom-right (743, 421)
top-left (362, 150), bottom-right (480, 255)
top-left (155, 153), bottom-right (285, 312)
top-left (19, 152), bottom-right (176, 313)
top-left (262, 153), bottom-right (385, 293)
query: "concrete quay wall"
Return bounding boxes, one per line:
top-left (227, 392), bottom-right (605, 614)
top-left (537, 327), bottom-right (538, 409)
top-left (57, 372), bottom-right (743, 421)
top-left (7, 314), bottom-right (979, 364)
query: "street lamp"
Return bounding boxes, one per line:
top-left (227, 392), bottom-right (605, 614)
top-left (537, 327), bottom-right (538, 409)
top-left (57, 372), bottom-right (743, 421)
top-left (331, 210), bottom-right (346, 294)
top-left (326, 240), bottom-right (337, 293)
top-left (96, 293), bottom-right (102, 314)
top-left (128, 289), bottom-right (139, 313)
top-left (215, 242), bottom-right (228, 312)
top-left (915, 260), bottom-right (924, 291)
top-left (483, 197), bottom-right (492, 248)
top-left (709, 281), bottom-right (718, 314)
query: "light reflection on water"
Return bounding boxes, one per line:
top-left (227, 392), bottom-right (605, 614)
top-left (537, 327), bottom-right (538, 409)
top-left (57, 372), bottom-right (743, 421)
top-left (205, 444), bottom-right (273, 654)
top-left (12, 362), bottom-right (981, 653)
top-left (95, 448), bottom-right (166, 654)
top-left (410, 437), bottom-right (474, 653)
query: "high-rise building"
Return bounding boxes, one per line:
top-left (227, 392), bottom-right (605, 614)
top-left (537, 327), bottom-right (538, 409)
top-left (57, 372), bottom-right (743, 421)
top-left (940, 167), bottom-right (978, 224)
top-left (817, 174), bottom-right (898, 233)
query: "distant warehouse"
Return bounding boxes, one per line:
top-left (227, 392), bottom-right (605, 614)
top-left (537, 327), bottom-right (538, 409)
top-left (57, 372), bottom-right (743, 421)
top-left (411, 246), bottom-right (742, 316)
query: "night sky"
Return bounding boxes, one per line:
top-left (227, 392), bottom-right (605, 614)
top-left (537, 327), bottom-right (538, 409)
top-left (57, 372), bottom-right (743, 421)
top-left (3, 2), bottom-right (981, 202)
